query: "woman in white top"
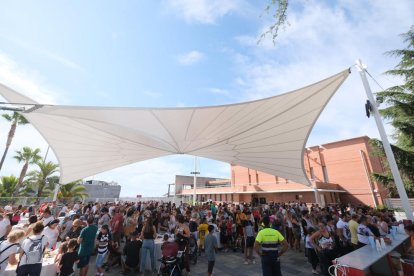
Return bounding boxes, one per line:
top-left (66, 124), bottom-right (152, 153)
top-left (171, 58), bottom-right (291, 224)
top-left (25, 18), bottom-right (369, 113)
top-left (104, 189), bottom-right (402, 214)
top-left (310, 221), bottom-right (335, 276)
top-left (378, 216), bottom-right (389, 237)
top-left (168, 210), bottom-right (177, 233)
top-left (0, 229), bottom-right (25, 275)
top-left (42, 219), bottom-right (60, 249)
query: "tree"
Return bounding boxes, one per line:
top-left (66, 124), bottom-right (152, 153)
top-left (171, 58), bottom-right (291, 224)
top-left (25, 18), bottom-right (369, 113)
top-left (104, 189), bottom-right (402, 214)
top-left (56, 181), bottom-right (88, 203)
top-left (0, 175), bottom-right (18, 197)
top-left (258, 0), bottom-right (289, 45)
top-left (370, 139), bottom-right (414, 197)
top-left (25, 161), bottom-right (59, 197)
top-left (371, 26), bottom-right (414, 197)
top-left (0, 112), bottom-right (29, 173)
top-left (13, 147), bottom-right (42, 197)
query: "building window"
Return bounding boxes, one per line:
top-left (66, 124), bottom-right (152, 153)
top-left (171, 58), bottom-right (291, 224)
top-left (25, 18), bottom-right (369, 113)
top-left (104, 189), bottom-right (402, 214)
top-left (322, 166), bottom-right (329, 183)
top-left (310, 167), bottom-right (315, 180)
top-left (220, 194), bottom-right (222, 201)
top-left (256, 173), bottom-right (259, 184)
top-left (231, 194), bottom-right (234, 202)
top-left (248, 174), bottom-right (251, 184)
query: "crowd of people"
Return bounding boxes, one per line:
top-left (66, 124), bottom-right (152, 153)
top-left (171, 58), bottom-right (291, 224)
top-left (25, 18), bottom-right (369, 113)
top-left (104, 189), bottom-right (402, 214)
top-left (0, 199), bottom-right (410, 276)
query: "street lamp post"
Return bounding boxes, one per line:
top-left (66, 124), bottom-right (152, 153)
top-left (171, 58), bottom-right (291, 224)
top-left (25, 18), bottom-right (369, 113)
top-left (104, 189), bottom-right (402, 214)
top-left (190, 157), bottom-right (200, 205)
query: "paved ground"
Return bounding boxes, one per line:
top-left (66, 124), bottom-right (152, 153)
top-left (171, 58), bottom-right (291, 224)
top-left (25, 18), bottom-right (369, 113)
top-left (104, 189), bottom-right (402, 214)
top-left (81, 248), bottom-right (314, 276)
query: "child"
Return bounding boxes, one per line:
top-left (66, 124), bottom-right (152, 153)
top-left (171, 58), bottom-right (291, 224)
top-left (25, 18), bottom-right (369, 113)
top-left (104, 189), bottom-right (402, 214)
top-left (55, 242), bottom-right (68, 274)
top-left (59, 239), bottom-right (79, 276)
top-left (305, 227), bottom-right (319, 275)
top-left (220, 219), bottom-right (228, 252)
top-left (198, 218), bottom-right (209, 256)
top-left (96, 224), bottom-right (112, 276)
top-left (204, 225), bottom-right (218, 276)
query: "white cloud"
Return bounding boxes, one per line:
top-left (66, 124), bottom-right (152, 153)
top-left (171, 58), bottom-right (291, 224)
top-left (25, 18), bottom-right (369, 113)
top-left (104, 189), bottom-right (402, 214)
top-left (143, 90), bottom-right (162, 98)
top-left (0, 51), bottom-right (59, 104)
top-left (0, 36), bottom-right (82, 71)
top-left (0, 51), bottom-right (61, 179)
top-left (208, 88), bottom-right (230, 96)
top-left (42, 51), bottom-right (81, 71)
top-left (163, 0), bottom-right (243, 24)
top-left (90, 156), bottom-right (188, 197)
top-left (231, 0), bottom-right (414, 145)
top-left (177, 51), bottom-right (205, 65)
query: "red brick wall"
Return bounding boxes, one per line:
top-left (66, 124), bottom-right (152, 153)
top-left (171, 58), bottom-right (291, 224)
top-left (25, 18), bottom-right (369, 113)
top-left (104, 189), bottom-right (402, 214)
top-left (230, 136), bottom-right (387, 206)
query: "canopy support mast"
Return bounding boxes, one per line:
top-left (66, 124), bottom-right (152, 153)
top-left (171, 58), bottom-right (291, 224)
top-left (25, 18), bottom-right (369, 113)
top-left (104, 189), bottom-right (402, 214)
top-left (356, 59), bottom-right (413, 221)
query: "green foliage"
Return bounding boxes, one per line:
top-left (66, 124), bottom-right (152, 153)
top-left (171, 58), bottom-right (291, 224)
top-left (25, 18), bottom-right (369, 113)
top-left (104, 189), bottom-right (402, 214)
top-left (13, 147), bottom-right (42, 164)
top-left (258, 0), bottom-right (289, 45)
top-left (13, 147), bottom-right (42, 196)
top-left (370, 139), bottom-right (414, 197)
top-left (0, 175), bottom-right (18, 197)
top-left (25, 161), bottom-right (59, 197)
top-left (57, 181), bottom-right (88, 203)
top-left (1, 112), bottom-right (29, 125)
top-left (0, 112), bottom-right (30, 172)
top-left (370, 26), bottom-right (414, 198)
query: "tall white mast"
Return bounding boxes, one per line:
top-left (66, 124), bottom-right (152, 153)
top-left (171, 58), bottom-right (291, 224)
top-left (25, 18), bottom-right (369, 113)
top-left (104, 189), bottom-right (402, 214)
top-left (356, 59), bottom-right (413, 221)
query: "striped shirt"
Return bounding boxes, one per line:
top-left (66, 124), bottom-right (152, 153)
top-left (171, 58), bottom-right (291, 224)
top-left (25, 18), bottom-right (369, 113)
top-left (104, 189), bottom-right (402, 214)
top-left (97, 232), bottom-right (111, 254)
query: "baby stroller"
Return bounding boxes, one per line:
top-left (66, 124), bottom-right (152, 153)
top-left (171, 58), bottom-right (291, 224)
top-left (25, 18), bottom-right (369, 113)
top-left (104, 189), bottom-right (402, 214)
top-left (157, 250), bottom-right (185, 276)
top-left (187, 233), bottom-right (198, 265)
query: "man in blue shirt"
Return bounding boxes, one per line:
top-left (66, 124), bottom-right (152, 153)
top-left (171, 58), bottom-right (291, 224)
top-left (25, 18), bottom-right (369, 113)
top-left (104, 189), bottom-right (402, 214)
top-left (204, 225), bottom-right (218, 276)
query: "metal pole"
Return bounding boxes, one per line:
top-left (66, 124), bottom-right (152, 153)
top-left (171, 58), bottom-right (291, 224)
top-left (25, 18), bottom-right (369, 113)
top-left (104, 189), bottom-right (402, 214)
top-left (43, 146), bottom-right (50, 162)
top-left (52, 183), bottom-right (60, 202)
top-left (356, 59), bottom-right (414, 220)
top-left (191, 156), bottom-right (199, 206)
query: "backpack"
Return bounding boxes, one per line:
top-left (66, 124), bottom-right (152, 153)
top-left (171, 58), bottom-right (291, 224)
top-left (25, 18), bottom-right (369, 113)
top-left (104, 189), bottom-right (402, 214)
top-left (189, 221), bottom-right (198, 233)
top-left (0, 241), bottom-right (18, 267)
top-left (22, 235), bottom-right (45, 265)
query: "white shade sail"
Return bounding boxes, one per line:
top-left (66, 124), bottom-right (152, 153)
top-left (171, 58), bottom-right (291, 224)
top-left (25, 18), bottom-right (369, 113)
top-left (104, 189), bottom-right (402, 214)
top-left (0, 69), bottom-right (350, 185)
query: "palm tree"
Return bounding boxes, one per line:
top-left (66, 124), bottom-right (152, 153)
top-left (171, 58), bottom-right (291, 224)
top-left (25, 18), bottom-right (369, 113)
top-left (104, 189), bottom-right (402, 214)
top-left (0, 175), bottom-right (18, 197)
top-left (0, 112), bottom-right (29, 173)
top-left (56, 181), bottom-right (88, 203)
top-left (25, 161), bottom-right (59, 197)
top-left (13, 147), bottom-right (42, 197)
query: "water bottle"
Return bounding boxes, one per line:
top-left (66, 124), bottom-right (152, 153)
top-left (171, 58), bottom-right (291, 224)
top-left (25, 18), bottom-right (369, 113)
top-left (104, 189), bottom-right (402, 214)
top-left (391, 226), bottom-right (397, 239)
top-left (380, 237), bottom-right (386, 250)
top-left (375, 239), bottom-right (382, 252)
top-left (368, 236), bottom-right (375, 249)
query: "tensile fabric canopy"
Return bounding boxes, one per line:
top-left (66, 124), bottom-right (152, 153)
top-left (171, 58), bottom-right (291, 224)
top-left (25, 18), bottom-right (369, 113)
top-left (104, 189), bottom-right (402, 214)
top-left (0, 69), bottom-right (350, 185)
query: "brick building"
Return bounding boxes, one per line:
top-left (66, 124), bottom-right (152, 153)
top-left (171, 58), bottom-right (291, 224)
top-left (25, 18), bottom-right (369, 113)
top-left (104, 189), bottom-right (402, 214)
top-left (177, 136), bottom-right (388, 207)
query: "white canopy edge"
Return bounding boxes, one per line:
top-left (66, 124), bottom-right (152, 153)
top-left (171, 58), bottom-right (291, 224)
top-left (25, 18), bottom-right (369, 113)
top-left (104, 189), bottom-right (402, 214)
top-left (0, 69), bottom-right (350, 185)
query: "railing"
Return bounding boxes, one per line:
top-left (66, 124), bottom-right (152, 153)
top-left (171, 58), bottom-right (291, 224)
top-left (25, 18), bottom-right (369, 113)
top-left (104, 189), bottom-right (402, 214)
top-left (182, 183), bottom-right (232, 189)
top-left (384, 198), bottom-right (414, 210)
top-left (0, 197), bottom-right (80, 206)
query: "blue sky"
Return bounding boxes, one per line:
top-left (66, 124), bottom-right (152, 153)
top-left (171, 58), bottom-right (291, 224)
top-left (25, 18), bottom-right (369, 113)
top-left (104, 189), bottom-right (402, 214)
top-left (0, 0), bottom-right (413, 197)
